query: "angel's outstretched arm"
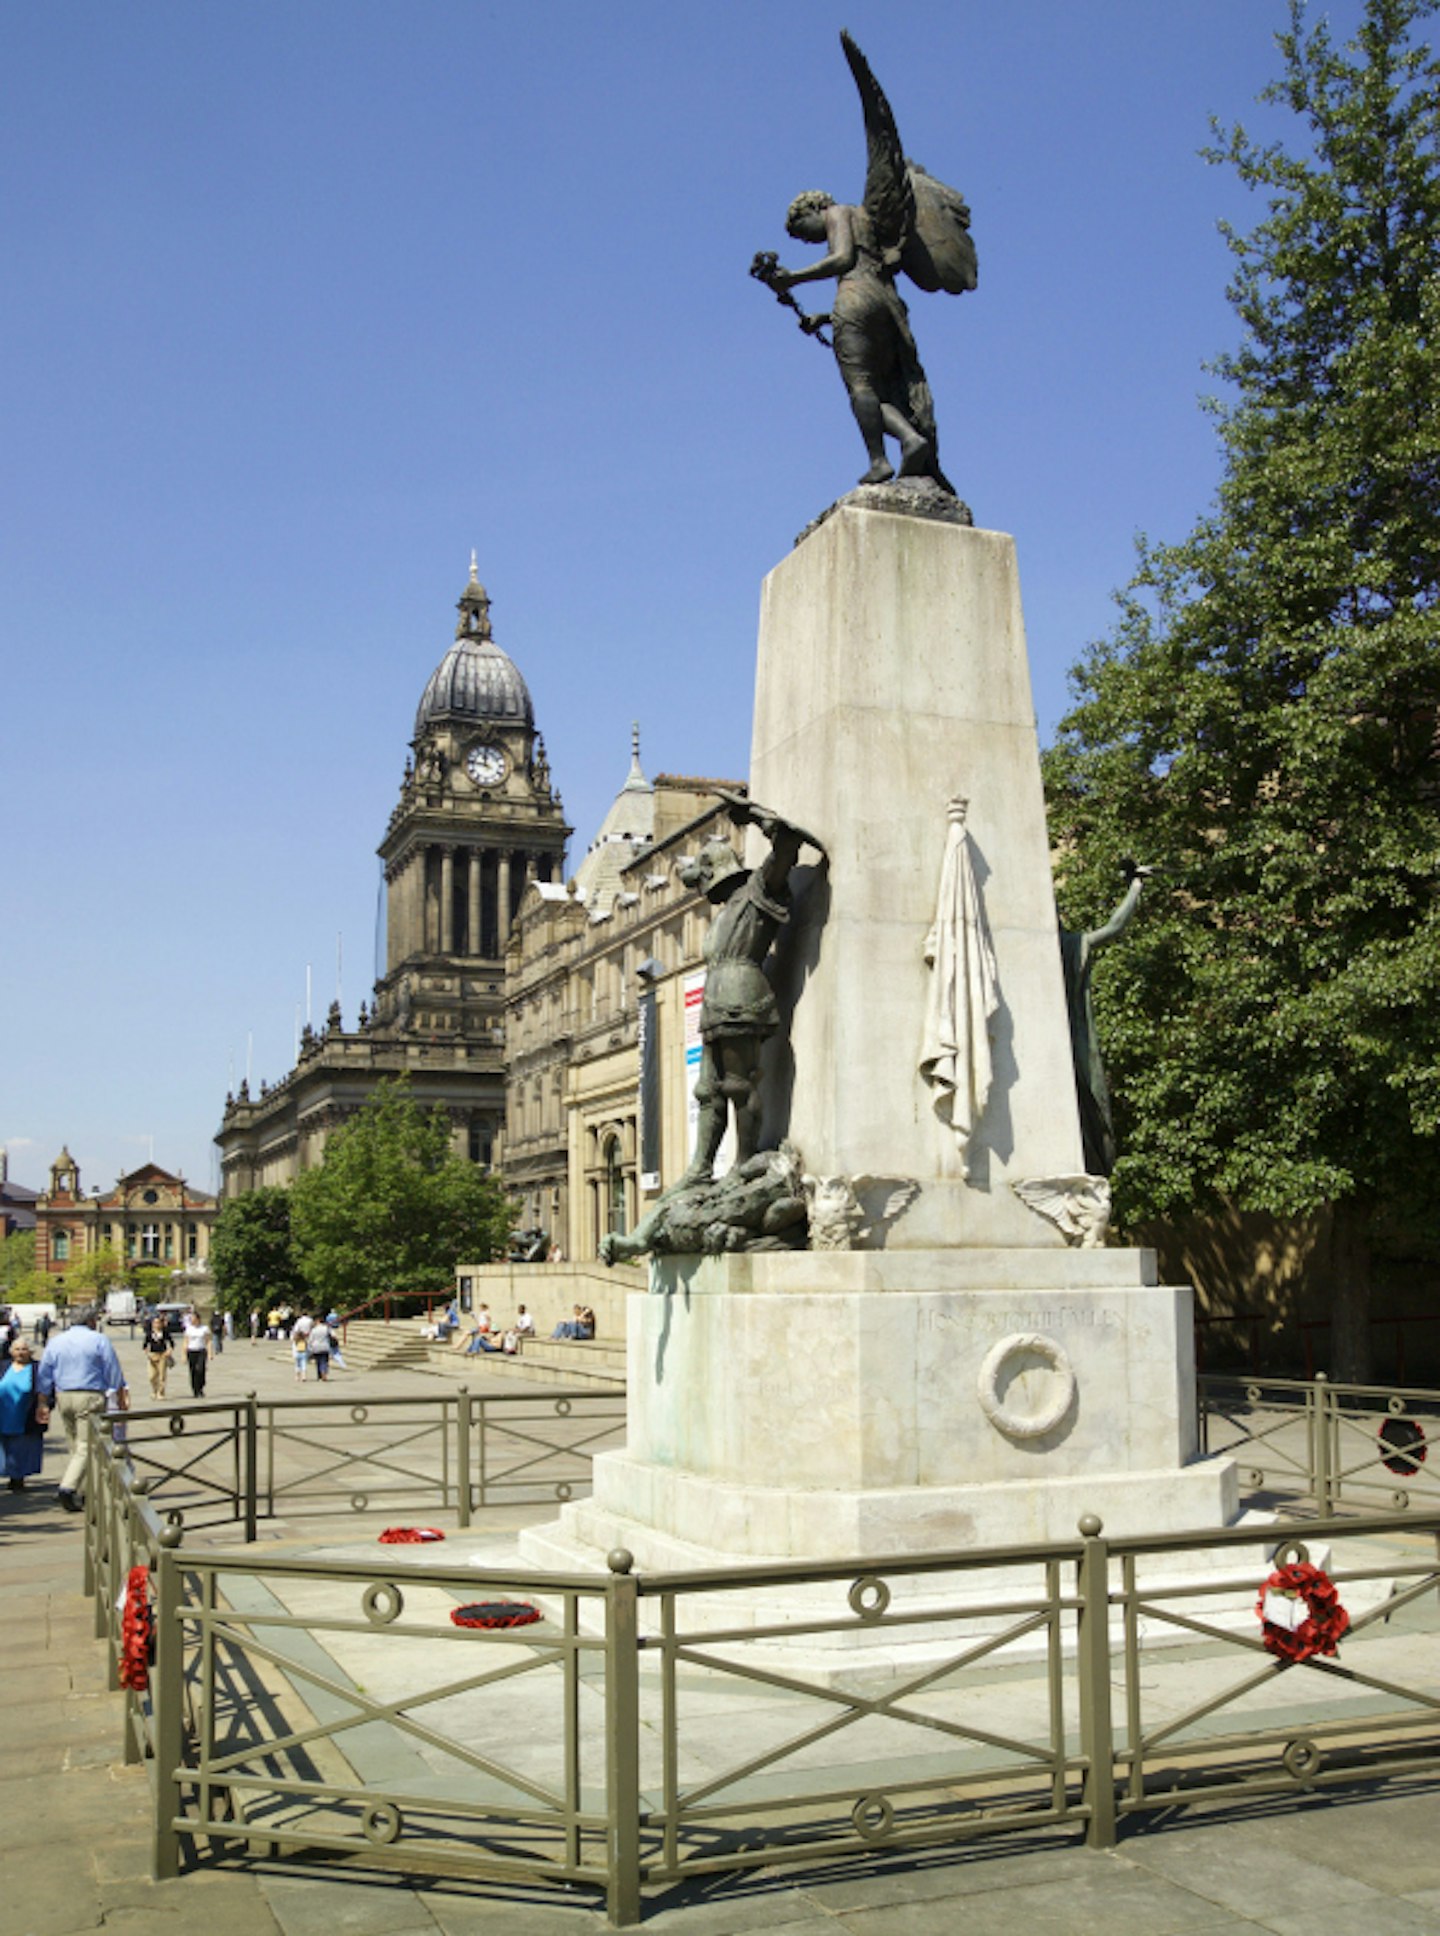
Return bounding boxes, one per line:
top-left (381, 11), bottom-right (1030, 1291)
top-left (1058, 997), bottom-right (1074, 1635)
top-left (1084, 871), bottom-right (1151, 949)
top-left (772, 204), bottom-right (858, 290)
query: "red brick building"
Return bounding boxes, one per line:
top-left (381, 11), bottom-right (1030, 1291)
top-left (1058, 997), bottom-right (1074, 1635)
top-left (34, 1149), bottom-right (218, 1282)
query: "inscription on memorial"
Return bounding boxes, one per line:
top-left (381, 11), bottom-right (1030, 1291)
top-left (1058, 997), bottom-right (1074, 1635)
top-left (922, 1305), bottom-right (1121, 1335)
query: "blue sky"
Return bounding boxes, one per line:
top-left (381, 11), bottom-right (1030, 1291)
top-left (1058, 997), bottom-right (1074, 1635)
top-left (1, 1), bottom-right (1371, 1195)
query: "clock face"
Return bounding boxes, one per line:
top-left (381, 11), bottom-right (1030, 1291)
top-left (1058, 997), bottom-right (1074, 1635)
top-left (466, 743), bottom-right (506, 786)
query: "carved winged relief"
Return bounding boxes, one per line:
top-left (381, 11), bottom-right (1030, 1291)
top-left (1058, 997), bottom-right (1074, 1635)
top-left (752, 31), bottom-right (976, 494)
top-left (1011, 1175), bottom-right (1113, 1249)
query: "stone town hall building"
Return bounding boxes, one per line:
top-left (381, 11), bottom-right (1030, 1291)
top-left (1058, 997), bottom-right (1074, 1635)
top-left (215, 566), bottom-right (569, 1192)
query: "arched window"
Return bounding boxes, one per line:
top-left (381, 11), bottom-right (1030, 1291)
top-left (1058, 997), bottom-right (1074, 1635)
top-left (52, 1228), bottom-right (70, 1262)
top-left (603, 1137), bottom-right (627, 1238)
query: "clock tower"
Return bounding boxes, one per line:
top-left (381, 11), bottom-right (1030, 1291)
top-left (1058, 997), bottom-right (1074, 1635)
top-left (217, 563), bottom-right (569, 1196)
top-left (373, 562), bottom-right (570, 1044)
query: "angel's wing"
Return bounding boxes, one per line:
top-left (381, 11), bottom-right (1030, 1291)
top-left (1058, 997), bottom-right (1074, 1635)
top-left (841, 31), bottom-right (914, 259)
top-left (902, 164), bottom-right (977, 295)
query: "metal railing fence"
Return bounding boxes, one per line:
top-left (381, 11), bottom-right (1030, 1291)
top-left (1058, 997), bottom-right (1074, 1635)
top-left (101, 1386), bottom-right (625, 1533)
top-left (474, 1390), bottom-right (627, 1507)
top-left (1110, 1517), bottom-right (1440, 1822)
top-left (1200, 1372), bottom-right (1440, 1516)
top-left (79, 1408), bottom-right (1440, 1928)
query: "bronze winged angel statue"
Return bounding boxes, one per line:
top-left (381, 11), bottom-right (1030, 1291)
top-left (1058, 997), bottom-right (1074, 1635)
top-left (751, 30), bottom-right (976, 495)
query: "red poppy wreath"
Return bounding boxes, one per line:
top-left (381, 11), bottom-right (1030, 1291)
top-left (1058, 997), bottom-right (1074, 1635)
top-left (377, 1527), bottom-right (446, 1544)
top-left (120, 1564), bottom-right (154, 1692)
top-left (1256, 1560), bottom-right (1350, 1663)
top-left (450, 1601), bottom-right (541, 1630)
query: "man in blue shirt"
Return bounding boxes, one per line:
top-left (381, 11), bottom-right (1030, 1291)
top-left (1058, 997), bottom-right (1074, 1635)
top-left (37, 1306), bottom-right (128, 1511)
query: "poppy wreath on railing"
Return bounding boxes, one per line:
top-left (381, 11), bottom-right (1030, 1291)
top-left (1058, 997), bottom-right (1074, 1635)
top-left (119, 1564), bottom-right (154, 1692)
top-left (450, 1601), bottom-right (541, 1630)
top-left (377, 1527), bottom-right (446, 1544)
top-left (1256, 1561), bottom-right (1350, 1662)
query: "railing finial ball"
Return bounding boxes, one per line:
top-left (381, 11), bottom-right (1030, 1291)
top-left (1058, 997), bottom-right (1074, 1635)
top-left (607, 1548), bottom-right (635, 1575)
top-left (1077, 1513), bottom-right (1104, 1537)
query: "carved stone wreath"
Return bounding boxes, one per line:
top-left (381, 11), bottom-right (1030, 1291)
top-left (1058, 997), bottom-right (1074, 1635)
top-left (976, 1332), bottom-right (1077, 1439)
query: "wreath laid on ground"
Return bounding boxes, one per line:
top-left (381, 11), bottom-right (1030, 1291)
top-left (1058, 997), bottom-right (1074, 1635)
top-left (1256, 1561), bottom-right (1350, 1663)
top-left (119, 1565), bottom-right (154, 1692)
top-left (450, 1601), bottom-right (541, 1630)
top-left (1378, 1415), bottom-right (1428, 1476)
top-left (378, 1527), bottom-right (446, 1544)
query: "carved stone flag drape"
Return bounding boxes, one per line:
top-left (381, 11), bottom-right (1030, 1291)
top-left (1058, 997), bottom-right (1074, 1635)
top-left (919, 796), bottom-right (999, 1171)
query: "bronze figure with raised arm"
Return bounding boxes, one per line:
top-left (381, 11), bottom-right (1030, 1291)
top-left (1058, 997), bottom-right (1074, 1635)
top-left (675, 790), bottom-right (825, 1190)
top-left (750, 31), bottom-right (976, 494)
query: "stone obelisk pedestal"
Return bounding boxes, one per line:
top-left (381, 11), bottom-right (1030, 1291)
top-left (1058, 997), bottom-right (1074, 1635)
top-left (749, 505), bottom-right (1082, 1246)
top-left (521, 503), bottom-right (1246, 1652)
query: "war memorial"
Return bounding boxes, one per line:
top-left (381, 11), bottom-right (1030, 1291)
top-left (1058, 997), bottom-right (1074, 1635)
top-left (524, 31), bottom-right (1238, 1613)
top-left (22, 28), bottom-right (1440, 1936)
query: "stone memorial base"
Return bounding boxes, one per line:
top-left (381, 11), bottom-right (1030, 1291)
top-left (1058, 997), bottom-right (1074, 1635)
top-left (518, 1252), bottom-right (1269, 1682)
top-left (513, 502), bottom-right (1286, 1682)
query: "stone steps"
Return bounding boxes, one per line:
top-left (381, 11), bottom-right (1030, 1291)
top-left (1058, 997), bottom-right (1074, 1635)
top-left (335, 1320), bottom-right (434, 1371)
top-left (419, 1335), bottom-right (626, 1391)
top-left (338, 1319), bottom-right (626, 1390)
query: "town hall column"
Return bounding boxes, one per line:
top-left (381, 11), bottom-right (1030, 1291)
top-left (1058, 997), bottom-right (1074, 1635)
top-left (417, 847), bottom-right (432, 953)
top-left (468, 850), bottom-right (482, 958)
top-left (385, 863), bottom-right (400, 971)
top-left (498, 852), bottom-right (513, 950)
top-left (440, 845), bottom-right (455, 954)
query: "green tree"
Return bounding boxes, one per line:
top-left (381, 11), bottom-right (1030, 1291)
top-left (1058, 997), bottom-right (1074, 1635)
top-left (6, 1267), bottom-right (53, 1305)
top-left (288, 1078), bottom-right (510, 1312)
top-left (64, 1242), bottom-right (128, 1298)
top-left (209, 1187), bottom-right (304, 1317)
top-left (131, 1265), bottom-right (173, 1307)
top-left (1045, 0), bottom-right (1440, 1379)
top-left (0, 1229), bottom-right (36, 1291)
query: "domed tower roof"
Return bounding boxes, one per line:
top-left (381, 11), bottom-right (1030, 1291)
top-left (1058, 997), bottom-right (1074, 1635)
top-left (413, 560), bottom-right (534, 739)
top-left (573, 724), bottom-right (657, 910)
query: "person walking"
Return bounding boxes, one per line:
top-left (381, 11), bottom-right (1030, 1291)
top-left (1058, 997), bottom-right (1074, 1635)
top-left (322, 1308), bottom-right (348, 1367)
top-left (306, 1315), bottom-right (333, 1381)
top-left (141, 1315), bottom-right (174, 1400)
top-left (0, 1338), bottom-right (47, 1491)
top-left (249, 1308), bottom-right (261, 1343)
top-left (181, 1310), bottom-right (213, 1398)
top-left (36, 1306), bottom-right (128, 1511)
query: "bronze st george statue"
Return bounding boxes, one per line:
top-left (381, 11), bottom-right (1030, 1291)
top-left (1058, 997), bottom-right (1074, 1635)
top-left (751, 30), bottom-right (976, 495)
top-left (599, 793), bottom-right (824, 1265)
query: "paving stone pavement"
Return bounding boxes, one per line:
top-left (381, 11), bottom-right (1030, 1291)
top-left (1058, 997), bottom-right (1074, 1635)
top-left (6, 1336), bottom-right (1440, 1933)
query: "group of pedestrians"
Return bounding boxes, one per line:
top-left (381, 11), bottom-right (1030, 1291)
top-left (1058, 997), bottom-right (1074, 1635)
top-left (0, 1335), bottom-right (47, 1491)
top-left (0, 1287), bottom-right (370, 1516)
top-left (138, 1307), bottom-right (219, 1399)
top-left (435, 1300), bottom-right (536, 1356)
top-left (0, 1306), bottom-right (53, 1353)
top-left (0, 1306), bottom-right (127, 1510)
top-left (288, 1309), bottom-right (341, 1381)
